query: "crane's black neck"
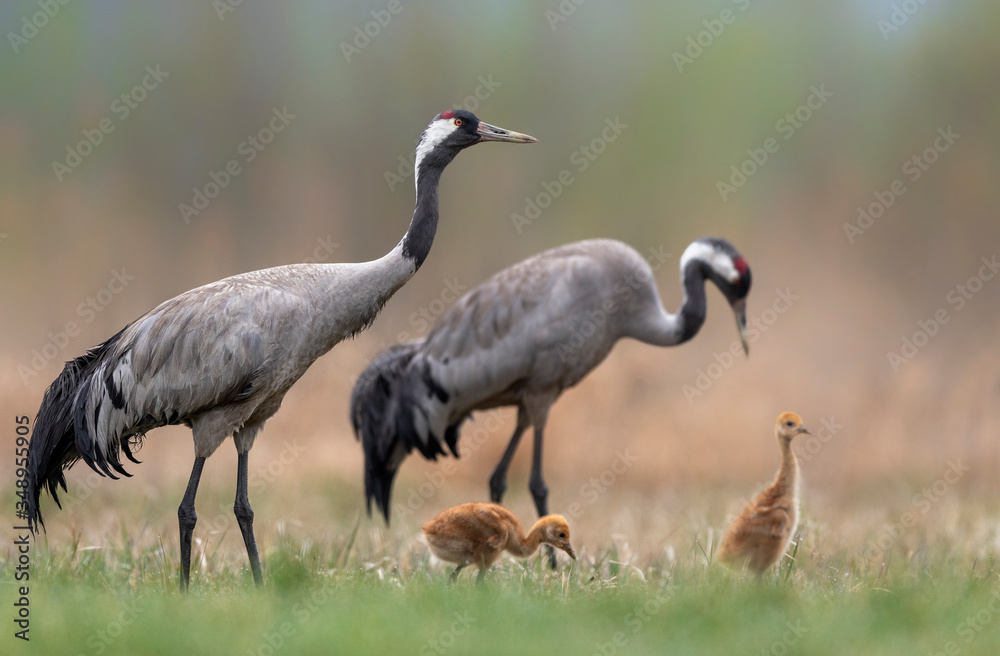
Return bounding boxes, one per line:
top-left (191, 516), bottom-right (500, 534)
top-left (675, 261), bottom-right (710, 344)
top-left (401, 160), bottom-right (448, 270)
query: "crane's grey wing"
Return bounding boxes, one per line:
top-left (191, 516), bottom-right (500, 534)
top-left (414, 247), bottom-right (617, 422)
top-left (75, 282), bottom-right (295, 475)
top-left (27, 278), bottom-right (299, 523)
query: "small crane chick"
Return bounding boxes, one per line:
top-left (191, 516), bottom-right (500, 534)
top-left (422, 502), bottom-right (576, 582)
top-left (717, 412), bottom-right (811, 574)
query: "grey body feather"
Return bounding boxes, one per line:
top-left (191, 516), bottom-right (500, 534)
top-left (92, 256), bottom-right (410, 460)
top-left (422, 240), bottom-right (671, 417)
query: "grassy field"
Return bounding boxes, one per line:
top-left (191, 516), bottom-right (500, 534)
top-left (4, 332), bottom-right (999, 654)
top-left (6, 477), bottom-right (1000, 656)
top-left (4, 348), bottom-right (999, 655)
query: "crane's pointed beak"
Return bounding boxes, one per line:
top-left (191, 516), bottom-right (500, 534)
top-left (798, 426), bottom-right (813, 436)
top-left (731, 298), bottom-right (749, 356)
top-left (564, 544), bottom-right (577, 560)
top-left (477, 121), bottom-right (538, 143)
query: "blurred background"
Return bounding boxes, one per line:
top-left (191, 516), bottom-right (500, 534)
top-left (1, 1), bottom-right (998, 562)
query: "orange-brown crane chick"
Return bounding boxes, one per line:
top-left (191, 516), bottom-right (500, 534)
top-left (422, 502), bottom-right (576, 582)
top-left (717, 412), bottom-right (811, 574)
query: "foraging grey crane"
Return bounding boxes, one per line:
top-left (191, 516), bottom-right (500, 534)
top-left (353, 237), bottom-right (752, 535)
top-left (25, 109), bottom-right (536, 590)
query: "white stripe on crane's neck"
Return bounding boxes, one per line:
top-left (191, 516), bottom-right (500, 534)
top-left (414, 118), bottom-right (461, 193)
top-left (679, 241), bottom-right (740, 284)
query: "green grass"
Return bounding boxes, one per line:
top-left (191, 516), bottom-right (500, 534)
top-left (9, 526), bottom-right (1000, 655)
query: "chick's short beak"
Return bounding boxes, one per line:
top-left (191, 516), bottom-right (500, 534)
top-left (476, 121), bottom-right (538, 143)
top-left (564, 544), bottom-right (577, 560)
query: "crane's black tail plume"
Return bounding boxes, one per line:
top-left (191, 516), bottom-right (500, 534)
top-left (351, 341), bottom-right (461, 523)
top-left (26, 328), bottom-right (136, 533)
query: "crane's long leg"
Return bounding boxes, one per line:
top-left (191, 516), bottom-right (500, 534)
top-left (449, 564), bottom-right (465, 583)
top-left (488, 407), bottom-right (531, 503)
top-left (178, 456), bottom-right (206, 592)
top-left (529, 417), bottom-right (557, 570)
top-left (528, 425), bottom-right (549, 517)
top-left (234, 451), bottom-right (263, 586)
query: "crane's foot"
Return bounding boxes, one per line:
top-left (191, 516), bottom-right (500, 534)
top-left (178, 505), bottom-right (197, 592)
top-left (234, 503), bottom-right (263, 587)
top-left (488, 471), bottom-right (507, 503)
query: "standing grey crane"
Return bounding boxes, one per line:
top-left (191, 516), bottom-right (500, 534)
top-left (352, 237), bottom-right (752, 534)
top-left (26, 109), bottom-right (536, 590)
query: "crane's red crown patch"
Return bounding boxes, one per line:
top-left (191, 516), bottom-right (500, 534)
top-left (440, 110), bottom-right (456, 119)
top-left (734, 257), bottom-right (748, 276)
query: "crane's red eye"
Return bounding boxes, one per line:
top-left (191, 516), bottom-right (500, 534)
top-left (454, 118), bottom-right (463, 126)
